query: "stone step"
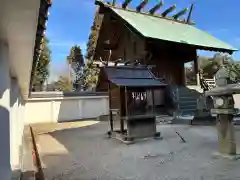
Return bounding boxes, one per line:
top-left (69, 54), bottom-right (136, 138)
top-left (181, 111), bottom-right (196, 116)
top-left (179, 101), bottom-right (197, 106)
top-left (179, 99), bottom-right (197, 104)
top-left (179, 96), bottom-right (198, 100)
top-left (177, 88), bottom-right (200, 93)
top-left (179, 104), bottom-right (197, 110)
top-left (172, 115), bottom-right (193, 124)
top-left (170, 86), bottom-right (202, 118)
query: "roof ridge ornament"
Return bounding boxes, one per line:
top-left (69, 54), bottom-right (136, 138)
top-left (136, 0), bottom-right (148, 12)
top-left (187, 3), bottom-right (194, 23)
top-left (161, 4), bottom-right (176, 17)
top-left (95, 0), bottom-right (195, 24)
top-left (149, 1), bottom-right (164, 14)
top-left (172, 8), bottom-right (188, 20)
top-left (122, 0), bottom-right (132, 9)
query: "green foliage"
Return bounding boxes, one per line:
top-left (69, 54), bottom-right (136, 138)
top-left (67, 45), bottom-right (84, 90)
top-left (55, 76), bottom-right (73, 92)
top-left (185, 66), bottom-right (196, 85)
top-left (185, 53), bottom-right (238, 85)
top-left (200, 53), bottom-right (235, 78)
top-left (86, 31), bottom-right (98, 60)
top-left (84, 8), bottom-right (102, 90)
top-left (67, 45), bottom-right (84, 67)
top-left (201, 60), bottom-right (220, 78)
top-left (32, 37), bottom-right (51, 91)
top-left (81, 59), bottom-right (99, 90)
top-left (225, 62), bottom-right (240, 83)
top-left (86, 8), bottom-right (100, 60)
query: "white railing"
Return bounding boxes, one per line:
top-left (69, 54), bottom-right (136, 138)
top-left (205, 78), bottom-right (216, 89)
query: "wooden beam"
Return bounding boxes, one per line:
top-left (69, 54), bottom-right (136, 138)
top-left (136, 0), bottom-right (148, 12)
top-left (161, 4), bottom-right (176, 17)
top-left (108, 84), bottom-right (113, 131)
top-left (149, 0), bottom-right (164, 14)
top-left (187, 3), bottom-right (194, 23)
top-left (172, 8), bottom-right (188, 20)
top-left (122, 0), bottom-right (132, 9)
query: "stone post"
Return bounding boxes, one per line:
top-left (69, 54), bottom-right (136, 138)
top-left (216, 114), bottom-right (236, 155)
top-left (206, 85), bottom-right (240, 158)
top-left (211, 94), bottom-right (236, 155)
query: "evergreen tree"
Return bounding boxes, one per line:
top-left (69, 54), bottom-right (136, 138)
top-left (32, 37), bottom-right (51, 91)
top-left (67, 45), bottom-right (84, 90)
top-left (185, 53), bottom-right (238, 84)
top-left (225, 61), bottom-right (240, 83)
top-left (86, 7), bottom-right (103, 60)
top-left (55, 75), bottom-right (73, 92)
top-left (82, 59), bottom-right (99, 90)
top-left (200, 53), bottom-right (233, 78)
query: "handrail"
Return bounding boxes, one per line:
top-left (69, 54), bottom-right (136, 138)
top-left (199, 72), bottom-right (216, 92)
top-left (170, 86), bottom-right (180, 118)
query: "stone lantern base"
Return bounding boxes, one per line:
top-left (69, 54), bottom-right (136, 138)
top-left (213, 114), bottom-right (240, 160)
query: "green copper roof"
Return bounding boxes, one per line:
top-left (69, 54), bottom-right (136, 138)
top-left (110, 7), bottom-right (237, 52)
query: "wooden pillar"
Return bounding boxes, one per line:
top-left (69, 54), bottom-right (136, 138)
top-left (180, 61), bottom-right (186, 86)
top-left (194, 56), bottom-right (200, 86)
top-left (182, 64), bottom-right (186, 86)
top-left (108, 84), bottom-right (113, 131)
top-left (122, 87), bottom-right (128, 133)
top-left (151, 89), bottom-right (155, 115)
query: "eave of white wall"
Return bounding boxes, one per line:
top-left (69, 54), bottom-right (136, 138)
top-left (0, 0), bottom-right (40, 99)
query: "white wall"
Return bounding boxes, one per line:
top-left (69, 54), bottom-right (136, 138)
top-left (10, 78), bottom-right (25, 171)
top-left (0, 41), bottom-right (27, 179)
top-left (25, 95), bottom-right (109, 124)
top-left (0, 40), bottom-right (11, 180)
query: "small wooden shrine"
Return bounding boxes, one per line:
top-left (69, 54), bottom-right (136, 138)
top-left (97, 65), bottom-right (166, 143)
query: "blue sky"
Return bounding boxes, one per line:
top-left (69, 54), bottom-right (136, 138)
top-left (46, 0), bottom-right (240, 81)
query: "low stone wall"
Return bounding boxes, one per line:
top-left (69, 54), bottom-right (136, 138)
top-left (25, 92), bottom-right (109, 124)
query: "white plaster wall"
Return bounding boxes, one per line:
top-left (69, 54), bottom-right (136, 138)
top-left (25, 96), bottom-right (109, 124)
top-left (0, 41), bottom-right (12, 180)
top-left (58, 100), bottom-right (80, 121)
top-left (0, 41), bottom-right (27, 179)
top-left (26, 100), bottom-right (52, 123)
top-left (10, 78), bottom-right (26, 170)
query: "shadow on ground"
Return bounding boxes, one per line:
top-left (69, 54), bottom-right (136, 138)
top-left (35, 122), bottom-right (240, 180)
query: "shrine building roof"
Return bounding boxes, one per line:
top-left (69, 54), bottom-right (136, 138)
top-left (95, 0), bottom-right (237, 54)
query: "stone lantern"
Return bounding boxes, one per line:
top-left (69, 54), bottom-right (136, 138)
top-left (205, 66), bottom-right (239, 158)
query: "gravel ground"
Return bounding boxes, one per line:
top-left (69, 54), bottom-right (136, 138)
top-left (35, 122), bottom-right (240, 180)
